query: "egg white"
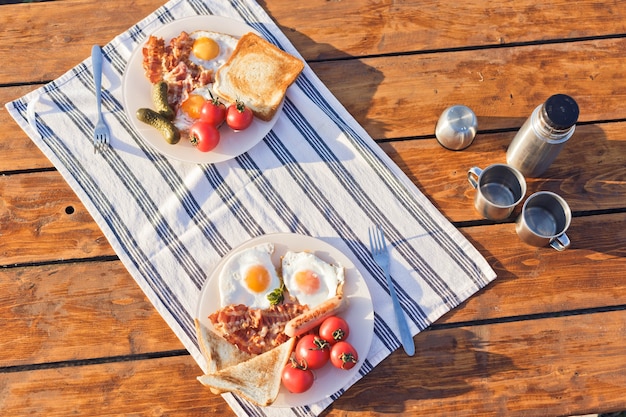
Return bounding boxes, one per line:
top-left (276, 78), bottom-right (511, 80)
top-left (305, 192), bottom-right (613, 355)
top-left (218, 243), bottom-right (282, 309)
top-left (282, 251), bottom-right (345, 309)
top-left (171, 31), bottom-right (237, 132)
top-left (172, 84), bottom-right (213, 132)
top-left (188, 30), bottom-right (238, 73)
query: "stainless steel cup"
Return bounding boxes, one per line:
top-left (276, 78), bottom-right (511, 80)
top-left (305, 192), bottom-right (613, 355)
top-left (516, 191), bottom-right (571, 251)
top-left (468, 164), bottom-right (527, 220)
top-left (435, 105), bottom-right (478, 150)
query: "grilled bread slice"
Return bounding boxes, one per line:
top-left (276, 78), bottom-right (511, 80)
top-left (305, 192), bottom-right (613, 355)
top-left (213, 32), bottom-right (304, 121)
top-left (197, 337), bottom-right (296, 406)
top-left (195, 319), bottom-right (254, 395)
top-left (194, 319), bottom-right (252, 374)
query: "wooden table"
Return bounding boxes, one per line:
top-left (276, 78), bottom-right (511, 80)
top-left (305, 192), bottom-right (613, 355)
top-left (2, 0), bottom-right (626, 415)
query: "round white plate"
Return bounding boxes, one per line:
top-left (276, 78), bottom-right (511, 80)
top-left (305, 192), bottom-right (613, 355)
top-left (122, 15), bottom-right (282, 164)
top-left (196, 233), bottom-right (374, 408)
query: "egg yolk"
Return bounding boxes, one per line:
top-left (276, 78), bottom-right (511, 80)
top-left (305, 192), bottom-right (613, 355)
top-left (192, 37), bottom-right (220, 61)
top-left (180, 94), bottom-right (206, 119)
top-left (245, 265), bottom-right (271, 293)
top-left (295, 270), bottom-right (321, 295)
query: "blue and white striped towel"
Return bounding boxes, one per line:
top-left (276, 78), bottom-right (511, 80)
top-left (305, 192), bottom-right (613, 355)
top-left (6, 0), bottom-right (496, 415)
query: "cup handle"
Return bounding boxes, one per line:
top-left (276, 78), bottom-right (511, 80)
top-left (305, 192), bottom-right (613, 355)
top-left (550, 233), bottom-right (570, 251)
top-left (467, 167), bottom-right (482, 189)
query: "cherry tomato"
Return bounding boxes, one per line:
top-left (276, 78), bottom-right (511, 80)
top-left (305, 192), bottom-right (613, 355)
top-left (200, 97), bottom-right (226, 127)
top-left (330, 341), bottom-right (358, 370)
top-left (189, 121), bottom-right (220, 152)
top-left (319, 316), bottom-right (350, 345)
top-left (281, 361), bottom-right (314, 393)
top-left (226, 100), bottom-right (254, 131)
top-left (295, 334), bottom-right (330, 370)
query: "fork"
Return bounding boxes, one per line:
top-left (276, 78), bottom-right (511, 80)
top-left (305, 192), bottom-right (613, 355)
top-left (369, 225), bottom-right (415, 356)
top-left (91, 45), bottom-right (110, 153)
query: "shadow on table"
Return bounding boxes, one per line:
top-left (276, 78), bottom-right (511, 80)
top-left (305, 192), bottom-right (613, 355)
top-left (259, 13), bottom-right (389, 138)
top-left (329, 328), bottom-right (519, 414)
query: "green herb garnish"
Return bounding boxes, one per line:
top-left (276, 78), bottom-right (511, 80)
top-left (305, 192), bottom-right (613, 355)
top-left (267, 283), bottom-right (286, 306)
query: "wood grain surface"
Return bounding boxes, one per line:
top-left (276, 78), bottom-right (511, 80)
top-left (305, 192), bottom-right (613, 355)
top-left (2, 0), bottom-right (626, 416)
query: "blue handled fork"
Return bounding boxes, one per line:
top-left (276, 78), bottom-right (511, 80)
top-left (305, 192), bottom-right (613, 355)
top-left (91, 45), bottom-right (110, 153)
top-left (368, 225), bottom-right (415, 356)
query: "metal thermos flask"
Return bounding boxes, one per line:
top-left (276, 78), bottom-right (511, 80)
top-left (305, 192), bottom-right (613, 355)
top-left (506, 94), bottom-right (579, 177)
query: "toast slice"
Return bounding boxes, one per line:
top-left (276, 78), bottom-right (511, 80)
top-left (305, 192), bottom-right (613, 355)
top-left (194, 319), bottom-right (253, 374)
top-left (197, 337), bottom-right (296, 406)
top-left (213, 32), bottom-right (304, 121)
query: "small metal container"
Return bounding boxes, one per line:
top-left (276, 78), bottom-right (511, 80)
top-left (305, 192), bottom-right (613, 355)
top-left (435, 105), bottom-right (478, 151)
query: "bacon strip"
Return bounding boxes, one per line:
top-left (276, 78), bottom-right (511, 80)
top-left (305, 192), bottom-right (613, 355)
top-left (140, 31), bottom-right (216, 112)
top-left (165, 31), bottom-right (194, 71)
top-left (141, 35), bottom-right (166, 83)
top-left (209, 303), bottom-right (309, 355)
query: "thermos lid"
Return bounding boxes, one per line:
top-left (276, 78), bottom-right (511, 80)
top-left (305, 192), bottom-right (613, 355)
top-left (543, 94), bottom-right (579, 130)
top-left (435, 105), bottom-right (478, 151)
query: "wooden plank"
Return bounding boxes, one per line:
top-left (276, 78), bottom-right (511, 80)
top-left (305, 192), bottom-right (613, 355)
top-left (333, 310), bottom-right (626, 416)
top-left (382, 123), bottom-right (626, 222)
top-left (2, 212), bottom-right (625, 367)
top-left (0, 262), bottom-right (183, 367)
top-left (312, 38), bottom-right (626, 138)
top-left (2, 121), bottom-right (624, 265)
top-left (3, 311), bottom-right (626, 416)
top-left (0, 0), bottom-right (162, 84)
top-left (441, 212), bottom-right (626, 323)
top-left (0, 171), bottom-right (114, 265)
top-left (0, 355), bottom-right (226, 416)
top-left (4, 37), bottom-right (626, 172)
top-left (3, 0), bottom-right (626, 84)
top-left (1, 85), bottom-right (50, 172)
top-left (260, 0), bottom-right (626, 59)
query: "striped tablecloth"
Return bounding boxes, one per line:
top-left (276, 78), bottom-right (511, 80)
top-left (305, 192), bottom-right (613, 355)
top-left (6, 0), bottom-right (496, 415)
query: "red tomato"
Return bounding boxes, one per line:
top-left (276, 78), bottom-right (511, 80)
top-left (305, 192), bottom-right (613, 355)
top-left (200, 97), bottom-right (226, 127)
top-left (189, 121), bottom-right (220, 152)
top-left (281, 362), bottom-right (314, 393)
top-left (226, 100), bottom-right (254, 131)
top-left (330, 341), bottom-right (358, 370)
top-left (295, 334), bottom-right (330, 370)
top-left (319, 316), bottom-right (350, 345)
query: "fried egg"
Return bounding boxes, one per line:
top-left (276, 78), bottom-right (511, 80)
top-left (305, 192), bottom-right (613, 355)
top-left (218, 243), bottom-right (281, 309)
top-left (189, 30), bottom-right (238, 72)
top-left (282, 251), bottom-right (345, 308)
top-left (173, 84), bottom-right (213, 132)
top-left (172, 31), bottom-right (237, 131)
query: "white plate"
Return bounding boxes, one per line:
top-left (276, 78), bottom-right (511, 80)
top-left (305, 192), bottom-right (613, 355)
top-left (122, 15), bottom-right (282, 164)
top-left (196, 233), bottom-right (374, 408)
